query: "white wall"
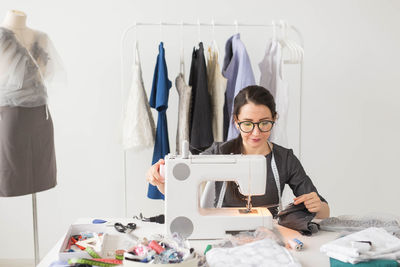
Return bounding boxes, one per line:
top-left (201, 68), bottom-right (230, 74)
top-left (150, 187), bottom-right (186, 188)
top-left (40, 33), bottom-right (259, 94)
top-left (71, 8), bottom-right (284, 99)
top-left (0, 0), bottom-right (400, 260)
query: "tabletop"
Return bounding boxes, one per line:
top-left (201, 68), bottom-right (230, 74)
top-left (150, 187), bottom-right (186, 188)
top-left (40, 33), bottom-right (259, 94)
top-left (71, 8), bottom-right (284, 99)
top-left (38, 218), bottom-right (339, 267)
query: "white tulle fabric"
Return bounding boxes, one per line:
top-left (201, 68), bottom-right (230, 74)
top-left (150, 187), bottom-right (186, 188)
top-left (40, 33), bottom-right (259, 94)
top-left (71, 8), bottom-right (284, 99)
top-left (259, 39), bottom-right (289, 147)
top-left (122, 42), bottom-right (156, 150)
top-left (0, 27), bottom-right (65, 107)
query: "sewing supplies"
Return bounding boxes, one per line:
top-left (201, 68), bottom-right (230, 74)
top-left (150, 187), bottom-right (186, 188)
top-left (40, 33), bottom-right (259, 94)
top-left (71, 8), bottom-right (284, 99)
top-left (65, 232), bottom-right (104, 252)
top-left (133, 213), bottom-right (165, 224)
top-left (92, 219), bottom-right (107, 224)
top-left (148, 240), bottom-right (166, 254)
top-left (123, 234), bottom-right (195, 264)
top-left (114, 222), bottom-right (136, 233)
top-left (68, 257), bottom-right (122, 266)
top-left (288, 238), bottom-right (304, 251)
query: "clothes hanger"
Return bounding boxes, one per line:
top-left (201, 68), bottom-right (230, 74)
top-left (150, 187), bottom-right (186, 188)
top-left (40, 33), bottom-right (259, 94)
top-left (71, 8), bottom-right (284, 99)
top-left (134, 21), bottom-right (140, 65)
top-left (211, 18), bottom-right (220, 56)
top-left (280, 20), bottom-right (303, 64)
top-left (159, 21), bottom-right (163, 43)
top-left (180, 20), bottom-right (185, 79)
top-left (285, 21), bottom-right (302, 63)
top-left (286, 21), bottom-right (298, 63)
top-left (234, 19), bottom-right (239, 34)
top-left (280, 20), bottom-right (297, 64)
top-left (134, 40), bottom-right (140, 65)
top-left (197, 18), bottom-right (201, 45)
top-left (272, 20), bottom-right (277, 43)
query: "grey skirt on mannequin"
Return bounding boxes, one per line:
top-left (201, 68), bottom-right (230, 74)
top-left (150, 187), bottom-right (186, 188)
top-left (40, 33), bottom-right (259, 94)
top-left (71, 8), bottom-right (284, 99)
top-left (0, 105), bottom-right (56, 197)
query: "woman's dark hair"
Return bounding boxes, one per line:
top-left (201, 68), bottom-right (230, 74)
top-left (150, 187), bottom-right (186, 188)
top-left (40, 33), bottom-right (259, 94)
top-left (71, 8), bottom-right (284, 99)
top-left (233, 85), bottom-right (277, 119)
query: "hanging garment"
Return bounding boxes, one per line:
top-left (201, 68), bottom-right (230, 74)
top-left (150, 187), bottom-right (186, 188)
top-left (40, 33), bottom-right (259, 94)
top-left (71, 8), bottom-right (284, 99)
top-left (122, 41), bottom-right (156, 151)
top-left (259, 39), bottom-right (289, 147)
top-left (188, 42), bottom-right (213, 154)
top-left (222, 34), bottom-right (255, 141)
top-left (207, 46), bottom-right (227, 142)
top-left (0, 27), bottom-right (63, 197)
top-left (148, 42), bottom-right (171, 200)
top-left (175, 71), bottom-right (191, 154)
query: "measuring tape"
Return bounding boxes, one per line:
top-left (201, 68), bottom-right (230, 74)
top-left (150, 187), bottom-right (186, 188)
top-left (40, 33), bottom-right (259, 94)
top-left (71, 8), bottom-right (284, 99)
top-left (270, 143), bottom-right (283, 212)
top-left (68, 247), bottom-right (123, 266)
top-left (85, 247), bottom-right (101, 258)
top-left (68, 258), bottom-right (122, 266)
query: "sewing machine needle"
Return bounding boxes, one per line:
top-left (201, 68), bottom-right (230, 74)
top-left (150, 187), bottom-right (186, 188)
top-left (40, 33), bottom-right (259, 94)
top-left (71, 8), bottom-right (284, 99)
top-left (246, 195), bottom-right (252, 212)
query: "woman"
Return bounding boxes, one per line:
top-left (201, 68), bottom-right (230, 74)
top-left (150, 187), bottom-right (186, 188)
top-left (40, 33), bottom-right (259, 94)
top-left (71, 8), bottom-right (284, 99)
top-left (147, 85), bottom-right (330, 219)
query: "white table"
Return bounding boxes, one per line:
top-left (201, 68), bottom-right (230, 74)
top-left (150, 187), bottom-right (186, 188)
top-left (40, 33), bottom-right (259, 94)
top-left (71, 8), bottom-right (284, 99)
top-left (38, 218), bottom-right (339, 267)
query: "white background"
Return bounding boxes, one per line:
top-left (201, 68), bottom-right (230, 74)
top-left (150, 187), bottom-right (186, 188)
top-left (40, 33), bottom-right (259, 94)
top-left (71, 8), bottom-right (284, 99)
top-left (0, 0), bottom-right (399, 261)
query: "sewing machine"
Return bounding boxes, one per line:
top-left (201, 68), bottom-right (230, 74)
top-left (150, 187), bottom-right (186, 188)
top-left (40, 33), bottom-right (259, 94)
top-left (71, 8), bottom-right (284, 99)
top-left (163, 143), bottom-right (272, 240)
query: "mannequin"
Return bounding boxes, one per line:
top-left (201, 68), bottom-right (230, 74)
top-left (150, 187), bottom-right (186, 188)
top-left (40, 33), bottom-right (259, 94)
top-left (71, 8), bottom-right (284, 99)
top-left (2, 10), bottom-right (35, 46)
top-left (0, 9), bottom-right (60, 196)
top-left (0, 10), bottom-right (63, 266)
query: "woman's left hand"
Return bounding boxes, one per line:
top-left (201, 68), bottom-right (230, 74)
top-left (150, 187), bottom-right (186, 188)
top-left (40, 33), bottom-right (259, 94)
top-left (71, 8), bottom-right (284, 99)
top-left (293, 192), bottom-right (322, 213)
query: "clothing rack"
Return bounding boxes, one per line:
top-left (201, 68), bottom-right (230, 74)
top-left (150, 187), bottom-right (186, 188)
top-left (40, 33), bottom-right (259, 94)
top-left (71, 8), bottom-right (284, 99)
top-left (120, 20), bottom-right (304, 217)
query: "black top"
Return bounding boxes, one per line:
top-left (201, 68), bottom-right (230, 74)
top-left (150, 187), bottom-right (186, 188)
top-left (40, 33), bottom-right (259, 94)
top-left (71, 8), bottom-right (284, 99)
top-left (202, 138), bottom-right (327, 208)
top-left (188, 42), bottom-right (214, 154)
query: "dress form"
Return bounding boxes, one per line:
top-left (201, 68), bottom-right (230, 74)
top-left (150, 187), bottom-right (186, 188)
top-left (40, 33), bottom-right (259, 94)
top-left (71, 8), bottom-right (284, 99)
top-left (2, 10), bottom-right (41, 266)
top-left (2, 10), bottom-right (36, 49)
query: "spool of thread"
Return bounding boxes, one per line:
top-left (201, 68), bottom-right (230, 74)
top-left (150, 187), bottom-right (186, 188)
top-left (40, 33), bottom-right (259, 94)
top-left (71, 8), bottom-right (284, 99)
top-left (148, 240), bottom-right (165, 254)
top-left (288, 238), bottom-right (303, 251)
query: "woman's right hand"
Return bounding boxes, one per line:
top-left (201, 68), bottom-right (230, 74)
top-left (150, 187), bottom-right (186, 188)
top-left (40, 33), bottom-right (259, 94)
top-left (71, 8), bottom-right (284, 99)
top-left (146, 159), bottom-right (165, 195)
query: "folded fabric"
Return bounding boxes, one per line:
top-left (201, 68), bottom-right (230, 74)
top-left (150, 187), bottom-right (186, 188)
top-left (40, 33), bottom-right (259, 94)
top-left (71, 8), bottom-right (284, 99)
top-left (277, 203), bottom-right (319, 236)
top-left (320, 227), bottom-right (400, 264)
top-left (320, 214), bottom-right (400, 238)
top-left (206, 238), bottom-right (301, 267)
top-left (329, 257), bottom-right (399, 267)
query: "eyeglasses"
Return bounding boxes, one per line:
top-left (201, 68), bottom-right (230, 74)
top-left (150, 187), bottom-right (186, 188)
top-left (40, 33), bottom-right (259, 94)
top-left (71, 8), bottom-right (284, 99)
top-left (237, 120), bottom-right (275, 133)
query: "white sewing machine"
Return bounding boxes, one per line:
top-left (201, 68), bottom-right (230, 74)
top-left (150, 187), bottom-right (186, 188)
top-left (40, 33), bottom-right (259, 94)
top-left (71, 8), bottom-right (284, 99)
top-left (163, 143), bottom-right (272, 240)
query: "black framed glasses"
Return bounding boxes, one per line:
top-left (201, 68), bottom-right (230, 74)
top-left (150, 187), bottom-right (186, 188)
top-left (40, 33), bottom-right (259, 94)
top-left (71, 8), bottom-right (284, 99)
top-left (237, 120), bottom-right (275, 133)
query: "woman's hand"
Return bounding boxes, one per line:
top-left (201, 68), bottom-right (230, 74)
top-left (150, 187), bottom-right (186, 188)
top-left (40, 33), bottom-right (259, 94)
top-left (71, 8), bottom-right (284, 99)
top-left (294, 192), bottom-right (330, 218)
top-left (146, 159), bottom-right (165, 195)
top-left (294, 192), bottom-right (322, 213)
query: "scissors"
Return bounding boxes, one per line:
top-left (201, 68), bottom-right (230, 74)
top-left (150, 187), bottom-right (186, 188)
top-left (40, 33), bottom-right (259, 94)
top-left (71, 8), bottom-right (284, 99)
top-left (114, 222), bottom-right (136, 233)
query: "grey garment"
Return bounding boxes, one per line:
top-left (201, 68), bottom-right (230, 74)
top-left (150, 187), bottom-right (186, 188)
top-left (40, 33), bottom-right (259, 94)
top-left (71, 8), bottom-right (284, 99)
top-left (222, 34), bottom-right (256, 141)
top-left (175, 73), bottom-right (192, 154)
top-left (202, 138), bottom-right (327, 209)
top-left (320, 215), bottom-right (400, 238)
top-left (0, 105), bottom-right (56, 197)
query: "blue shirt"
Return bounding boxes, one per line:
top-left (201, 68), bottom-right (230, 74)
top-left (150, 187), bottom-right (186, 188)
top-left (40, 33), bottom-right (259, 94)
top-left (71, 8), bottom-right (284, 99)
top-left (148, 42), bottom-right (172, 200)
top-left (222, 34), bottom-right (256, 141)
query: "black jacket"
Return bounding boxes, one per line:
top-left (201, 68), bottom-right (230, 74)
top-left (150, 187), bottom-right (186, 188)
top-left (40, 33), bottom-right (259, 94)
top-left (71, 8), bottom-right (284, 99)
top-left (202, 138), bottom-right (327, 208)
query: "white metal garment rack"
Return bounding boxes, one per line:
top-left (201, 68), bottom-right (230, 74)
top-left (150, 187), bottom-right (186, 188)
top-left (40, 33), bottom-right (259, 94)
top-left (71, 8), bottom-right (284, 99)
top-left (120, 20), bottom-right (304, 217)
